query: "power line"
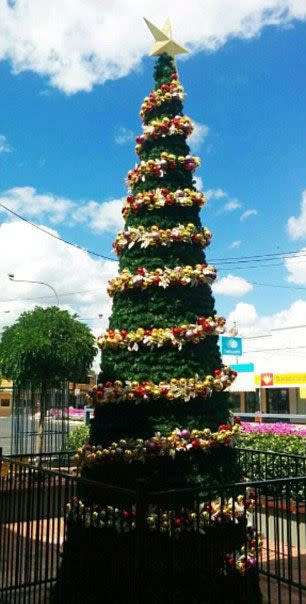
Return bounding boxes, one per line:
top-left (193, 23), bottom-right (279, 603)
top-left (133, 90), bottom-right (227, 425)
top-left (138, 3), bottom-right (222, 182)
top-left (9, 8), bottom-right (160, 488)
top-left (0, 279), bottom-right (306, 307)
top-left (250, 281), bottom-right (306, 291)
top-left (1, 200), bottom-right (306, 270)
top-left (0, 202), bottom-right (117, 262)
top-left (210, 250), bottom-right (306, 263)
top-left (244, 345), bottom-right (306, 353)
top-left (0, 287), bottom-right (105, 304)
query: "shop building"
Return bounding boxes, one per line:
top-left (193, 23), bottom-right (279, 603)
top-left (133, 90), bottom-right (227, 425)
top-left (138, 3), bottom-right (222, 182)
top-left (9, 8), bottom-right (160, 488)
top-left (0, 372), bottom-right (97, 417)
top-left (223, 324), bottom-right (306, 421)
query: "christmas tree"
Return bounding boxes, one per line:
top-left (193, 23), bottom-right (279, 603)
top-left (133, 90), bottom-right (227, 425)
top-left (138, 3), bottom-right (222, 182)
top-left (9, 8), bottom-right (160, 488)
top-left (83, 19), bottom-right (239, 489)
top-left (59, 22), bottom-right (262, 604)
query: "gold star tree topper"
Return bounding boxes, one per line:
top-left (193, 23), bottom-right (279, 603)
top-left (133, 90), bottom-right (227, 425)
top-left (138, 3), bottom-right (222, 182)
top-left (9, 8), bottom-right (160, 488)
top-left (144, 17), bottom-right (188, 58)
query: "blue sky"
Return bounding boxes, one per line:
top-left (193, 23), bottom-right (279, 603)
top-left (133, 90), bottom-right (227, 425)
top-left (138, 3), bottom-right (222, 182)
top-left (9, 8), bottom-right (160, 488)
top-left (0, 3), bottom-right (306, 337)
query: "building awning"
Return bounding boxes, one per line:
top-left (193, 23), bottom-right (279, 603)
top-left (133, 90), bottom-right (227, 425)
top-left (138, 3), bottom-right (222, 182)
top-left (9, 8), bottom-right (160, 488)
top-left (227, 372), bottom-right (255, 393)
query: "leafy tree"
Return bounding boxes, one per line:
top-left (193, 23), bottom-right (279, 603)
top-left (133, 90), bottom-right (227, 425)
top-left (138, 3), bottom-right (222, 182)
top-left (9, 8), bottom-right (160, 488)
top-left (0, 306), bottom-right (96, 454)
top-left (0, 306), bottom-right (96, 385)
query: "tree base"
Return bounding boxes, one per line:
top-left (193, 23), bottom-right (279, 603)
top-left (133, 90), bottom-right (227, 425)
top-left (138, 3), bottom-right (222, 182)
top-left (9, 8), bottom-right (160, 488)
top-left (53, 523), bottom-right (262, 604)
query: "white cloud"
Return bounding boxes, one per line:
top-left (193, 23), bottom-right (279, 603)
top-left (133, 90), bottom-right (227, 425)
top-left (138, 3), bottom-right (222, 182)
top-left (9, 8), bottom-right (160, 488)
top-left (0, 134), bottom-right (12, 153)
top-left (240, 209), bottom-right (258, 221)
top-left (0, 2), bottom-right (305, 93)
top-left (71, 198), bottom-right (124, 233)
top-left (188, 122), bottom-right (209, 151)
top-left (0, 186), bottom-right (124, 233)
top-left (0, 221), bottom-right (118, 340)
top-left (212, 274), bottom-right (253, 297)
top-left (228, 302), bottom-right (258, 330)
top-left (194, 176), bottom-right (203, 191)
top-left (285, 247), bottom-right (306, 284)
top-left (114, 127), bottom-right (134, 145)
top-left (228, 300), bottom-right (306, 337)
top-left (0, 186), bottom-right (74, 224)
top-left (229, 240), bottom-right (241, 249)
top-left (287, 190), bottom-right (306, 240)
top-left (205, 188), bottom-right (227, 201)
top-left (223, 200), bottom-right (241, 212)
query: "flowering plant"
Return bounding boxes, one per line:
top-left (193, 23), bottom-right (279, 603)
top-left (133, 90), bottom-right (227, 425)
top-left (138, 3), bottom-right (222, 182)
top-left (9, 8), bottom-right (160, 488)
top-left (107, 263), bottom-right (217, 296)
top-left (242, 422), bottom-right (306, 436)
top-left (140, 76), bottom-right (184, 120)
top-left (48, 406), bottom-right (85, 421)
top-left (135, 116), bottom-right (194, 155)
top-left (85, 367), bottom-right (237, 406)
top-left (113, 224), bottom-right (211, 255)
top-left (97, 316), bottom-right (226, 351)
top-left (122, 187), bottom-right (205, 218)
top-left (126, 152), bottom-right (200, 190)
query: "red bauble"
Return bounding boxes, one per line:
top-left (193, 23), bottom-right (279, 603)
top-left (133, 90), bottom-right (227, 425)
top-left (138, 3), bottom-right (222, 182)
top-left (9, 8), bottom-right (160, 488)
top-left (172, 327), bottom-right (182, 337)
top-left (191, 439), bottom-right (200, 448)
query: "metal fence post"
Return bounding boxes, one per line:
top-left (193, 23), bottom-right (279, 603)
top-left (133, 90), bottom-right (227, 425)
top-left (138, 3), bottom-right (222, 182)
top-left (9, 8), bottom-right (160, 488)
top-left (84, 408), bottom-right (91, 426)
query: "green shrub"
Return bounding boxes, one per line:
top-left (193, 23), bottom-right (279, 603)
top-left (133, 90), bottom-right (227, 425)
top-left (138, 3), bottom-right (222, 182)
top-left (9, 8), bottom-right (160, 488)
top-left (65, 424), bottom-right (90, 450)
top-left (238, 432), bottom-right (306, 456)
top-left (237, 433), bottom-right (306, 497)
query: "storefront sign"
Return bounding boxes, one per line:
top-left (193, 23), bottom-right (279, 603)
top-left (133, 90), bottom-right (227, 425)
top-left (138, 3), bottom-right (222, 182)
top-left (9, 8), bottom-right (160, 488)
top-left (255, 373), bottom-right (306, 387)
top-left (231, 363), bottom-right (254, 373)
top-left (260, 373), bottom-right (273, 387)
top-left (221, 336), bottom-right (242, 356)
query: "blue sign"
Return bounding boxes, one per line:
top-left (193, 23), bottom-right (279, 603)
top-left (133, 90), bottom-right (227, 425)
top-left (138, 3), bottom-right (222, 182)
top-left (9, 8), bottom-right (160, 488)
top-left (231, 363), bottom-right (254, 373)
top-left (221, 336), bottom-right (242, 356)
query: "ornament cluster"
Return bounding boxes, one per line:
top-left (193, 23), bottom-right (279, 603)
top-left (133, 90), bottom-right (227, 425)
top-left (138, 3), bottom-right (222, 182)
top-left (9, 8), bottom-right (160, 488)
top-left (98, 316), bottom-right (225, 351)
top-left (122, 188), bottom-right (205, 218)
top-left (126, 153), bottom-right (200, 189)
top-left (107, 263), bottom-right (217, 296)
top-left (113, 224), bottom-right (211, 255)
top-left (140, 73), bottom-right (184, 120)
top-left (66, 491), bottom-right (262, 576)
top-left (136, 115), bottom-right (194, 155)
top-left (76, 424), bottom-right (240, 467)
top-left (86, 367), bottom-right (237, 406)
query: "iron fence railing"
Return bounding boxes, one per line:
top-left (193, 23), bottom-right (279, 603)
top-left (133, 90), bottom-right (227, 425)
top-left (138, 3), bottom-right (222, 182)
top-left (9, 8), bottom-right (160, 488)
top-left (0, 450), bottom-right (305, 603)
top-left (11, 382), bottom-right (70, 456)
top-left (237, 447), bottom-right (306, 481)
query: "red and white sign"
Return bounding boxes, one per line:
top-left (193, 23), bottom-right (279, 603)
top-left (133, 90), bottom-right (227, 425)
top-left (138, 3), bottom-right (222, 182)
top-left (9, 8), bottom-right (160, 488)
top-left (260, 373), bottom-right (273, 387)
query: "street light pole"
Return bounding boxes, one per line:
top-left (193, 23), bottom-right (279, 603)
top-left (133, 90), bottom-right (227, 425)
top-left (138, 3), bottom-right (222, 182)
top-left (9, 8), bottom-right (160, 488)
top-left (8, 274), bottom-right (60, 306)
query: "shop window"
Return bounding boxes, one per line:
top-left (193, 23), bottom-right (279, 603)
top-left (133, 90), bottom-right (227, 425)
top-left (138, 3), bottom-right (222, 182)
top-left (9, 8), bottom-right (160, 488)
top-left (228, 393), bottom-right (241, 412)
top-left (266, 388), bottom-right (289, 414)
top-left (1, 398), bottom-right (10, 407)
top-left (245, 391), bottom-right (259, 413)
top-left (297, 389), bottom-right (306, 415)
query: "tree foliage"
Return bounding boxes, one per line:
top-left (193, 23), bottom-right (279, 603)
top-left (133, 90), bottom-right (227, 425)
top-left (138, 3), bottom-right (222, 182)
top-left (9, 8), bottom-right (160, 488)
top-left (0, 306), bottom-right (96, 386)
top-left (95, 54), bottom-right (230, 442)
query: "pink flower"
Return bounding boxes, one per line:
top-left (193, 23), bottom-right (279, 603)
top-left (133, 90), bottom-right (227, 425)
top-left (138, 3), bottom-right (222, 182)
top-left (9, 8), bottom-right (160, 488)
top-left (241, 422), bottom-right (306, 437)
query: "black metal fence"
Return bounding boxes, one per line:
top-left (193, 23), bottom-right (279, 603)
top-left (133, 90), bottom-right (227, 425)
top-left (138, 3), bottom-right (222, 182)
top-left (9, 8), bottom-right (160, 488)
top-left (0, 449), bottom-right (305, 603)
top-left (11, 382), bottom-right (70, 456)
